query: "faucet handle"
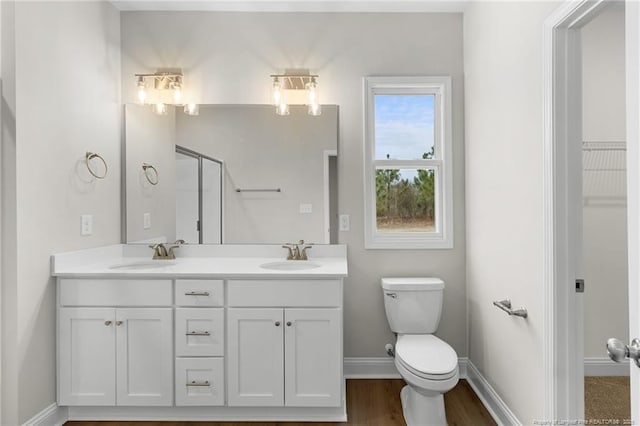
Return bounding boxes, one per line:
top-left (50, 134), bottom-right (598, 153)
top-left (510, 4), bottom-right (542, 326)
top-left (174, 239), bottom-right (186, 245)
top-left (282, 245), bottom-right (294, 260)
top-left (301, 245), bottom-right (312, 260)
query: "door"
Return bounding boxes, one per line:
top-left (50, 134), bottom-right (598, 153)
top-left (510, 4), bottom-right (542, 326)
top-left (116, 308), bottom-right (173, 406)
top-left (58, 308), bottom-right (116, 406)
top-left (626, 1), bottom-right (640, 421)
top-left (227, 308), bottom-right (284, 406)
top-left (284, 308), bottom-right (342, 407)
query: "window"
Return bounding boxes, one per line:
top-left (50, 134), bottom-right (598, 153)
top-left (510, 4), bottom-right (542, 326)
top-left (364, 76), bottom-right (453, 249)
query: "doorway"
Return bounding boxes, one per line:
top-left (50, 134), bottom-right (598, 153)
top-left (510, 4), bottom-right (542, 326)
top-left (580, 3), bottom-right (630, 421)
top-left (544, 0), bottom-right (640, 422)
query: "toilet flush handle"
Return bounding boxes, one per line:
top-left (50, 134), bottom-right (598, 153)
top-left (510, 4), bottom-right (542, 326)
top-left (385, 292), bottom-right (398, 299)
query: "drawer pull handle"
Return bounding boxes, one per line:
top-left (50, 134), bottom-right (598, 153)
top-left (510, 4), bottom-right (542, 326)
top-left (104, 320), bottom-right (112, 326)
top-left (185, 291), bottom-right (210, 296)
top-left (115, 321), bottom-right (123, 326)
top-left (186, 380), bottom-right (210, 387)
top-left (186, 331), bottom-right (210, 336)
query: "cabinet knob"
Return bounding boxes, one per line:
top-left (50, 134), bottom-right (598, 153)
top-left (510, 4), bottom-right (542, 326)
top-left (275, 321), bottom-right (281, 326)
top-left (116, 321), bottom-right (123, 326)
top-left (104, 320), bottom-right (112, 326)
top-left (287, 321), bottom-right (292, 327)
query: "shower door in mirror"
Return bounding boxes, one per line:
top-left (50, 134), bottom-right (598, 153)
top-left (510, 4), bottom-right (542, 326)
top-left (175, 146), bottom-right (222, 244)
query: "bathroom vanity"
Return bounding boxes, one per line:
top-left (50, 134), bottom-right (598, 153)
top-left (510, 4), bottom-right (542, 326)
top-left (51, 244), bottom-right (347, 422)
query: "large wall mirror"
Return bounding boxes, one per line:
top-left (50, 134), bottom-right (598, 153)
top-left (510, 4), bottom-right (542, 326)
top-left (123, 104), bottom-right (338, 245)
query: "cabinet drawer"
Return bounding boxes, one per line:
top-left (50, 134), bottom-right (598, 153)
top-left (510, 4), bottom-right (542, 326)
top-left (175, 280), bottom-right (224, 306)
top-left (228, 280), bottom-right (342, 307)
top-left (59, 279), bottom-right (172, 306)
top-left (175, 357), bottom-right (225, 406)
top-left (175, 308), bottom-right (224, 356)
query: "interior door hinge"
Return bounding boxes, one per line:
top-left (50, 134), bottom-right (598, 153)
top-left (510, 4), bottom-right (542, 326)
top-left (575, 279), bottom-right (585, 293)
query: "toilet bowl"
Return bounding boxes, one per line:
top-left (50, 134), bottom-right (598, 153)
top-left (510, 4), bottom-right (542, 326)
top-left (381, 277), bottom-right (459, 426)
top-left (394, 334), bottom-right (459, 426)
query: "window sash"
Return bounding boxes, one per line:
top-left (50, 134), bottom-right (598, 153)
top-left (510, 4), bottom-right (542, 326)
top-left (364, 76), bottom-right (453, 249)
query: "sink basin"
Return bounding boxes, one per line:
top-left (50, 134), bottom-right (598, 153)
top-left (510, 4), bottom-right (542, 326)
top-left (109, 261), bottom-right (177, 270)
top-left (260, 261), bottom-right (321, 271)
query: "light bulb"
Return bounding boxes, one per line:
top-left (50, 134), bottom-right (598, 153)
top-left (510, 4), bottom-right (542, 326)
top-left (173, 81), bottom-right (183, 104)
top-left (184, 103), bottom-right (199, 116)
top-left (153, 103), bottom-right (168, 115)
top-left (276, 103), bottom-right (290, 116)
top-left (272, 77), bottom-right (282, 106)
top-left (308, 103), bottom-right (321, 116)
top-left (306, 79), bottom-right (318, 105)
top-left (137, 77), bottom-right (147, 104)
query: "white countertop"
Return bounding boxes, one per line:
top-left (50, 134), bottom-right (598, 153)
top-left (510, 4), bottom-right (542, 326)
top-left (51, 244), bottom-right (348, 279)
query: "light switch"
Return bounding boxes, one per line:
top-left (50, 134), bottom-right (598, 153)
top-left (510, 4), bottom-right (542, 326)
top-left (81, 215), bottom-right (93, 236)
top-left (143, 213), bottom-right (151, 229)
top-left (299, 203), bottom-right (313, 214)
top-left (339, 214), bottom-right (350, 231)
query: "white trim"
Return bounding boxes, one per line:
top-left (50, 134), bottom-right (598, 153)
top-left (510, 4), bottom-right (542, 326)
top-left (362, 76), bottom-right (454, 250)
top-left (111, 1), bottom-right (470, 13)
top-left (344, 357), bottom-right (401, 378)
top-left (584, 358), bottom-right (630, 377)
top-left (343, 356), bottom-right (468, 379)
top-left (466, 361), bottom-right (521, 426)
top-left (323, 150), bottom-right (337, 244)
top-left (542, 0), bottom-right (608, 421)
top-left (22, 404), bottom-right (68, 426)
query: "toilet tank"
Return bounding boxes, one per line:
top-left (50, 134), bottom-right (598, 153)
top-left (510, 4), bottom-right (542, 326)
top-left (381, 277), bottom-right (444, 334)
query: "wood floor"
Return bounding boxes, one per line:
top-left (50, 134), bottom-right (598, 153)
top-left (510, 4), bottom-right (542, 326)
top-left (66, 379), bottom-right (496, 426)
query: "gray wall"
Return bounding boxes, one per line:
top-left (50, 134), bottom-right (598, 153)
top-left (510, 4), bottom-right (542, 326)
top-left (581, 4), bottom-right (628, 358)
top-left (176, 105), bottom-right (337, 244)
top-left (125, 104), bottom-right (177, 243)
top-left (121, 12), bottom-right (467, 357)
top-left (2, 2), bottom-right (122, 423)
top-left (464, 1), bottom-right (559, 423)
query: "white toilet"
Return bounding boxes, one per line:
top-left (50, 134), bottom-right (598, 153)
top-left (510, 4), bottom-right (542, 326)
top-left (381, 277), bottom-right (459, 426)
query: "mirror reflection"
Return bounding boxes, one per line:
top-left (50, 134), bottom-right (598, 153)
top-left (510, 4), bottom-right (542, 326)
top-left (124, 104), bottom-right (338, 245)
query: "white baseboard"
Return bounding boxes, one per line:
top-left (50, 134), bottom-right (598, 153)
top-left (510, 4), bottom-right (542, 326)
top-left (465, 360), bottom-right (521, 426)
top-left (343, 356), bottom-right (468, 379)
top-left (22, 403), bottom-right (68, 426)
top-left (584, 357), bottom-right (630, 376)
top-left (344, 357), bottom-right (401, 378)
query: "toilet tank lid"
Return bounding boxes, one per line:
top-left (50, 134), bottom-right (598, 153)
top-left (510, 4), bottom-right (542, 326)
top-left (380, 277), bottom-right (444, 291)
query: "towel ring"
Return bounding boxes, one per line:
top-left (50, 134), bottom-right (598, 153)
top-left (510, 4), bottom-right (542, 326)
top-left (142, 163), bottom-right (159, 185)
top-left (85, 152), bottom-right (107, 179)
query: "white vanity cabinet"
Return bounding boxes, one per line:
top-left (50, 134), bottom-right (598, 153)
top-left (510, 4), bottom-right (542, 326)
top-left (226, 280), bottom-right (343, 408)
top-left (174, 279), bottom-right (226, 406)
top-left (57, 279), bottom-right (173, 406)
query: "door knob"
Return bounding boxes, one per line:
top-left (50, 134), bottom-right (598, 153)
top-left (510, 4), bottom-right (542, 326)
top-left (606, 337), bottom-right (640, 367)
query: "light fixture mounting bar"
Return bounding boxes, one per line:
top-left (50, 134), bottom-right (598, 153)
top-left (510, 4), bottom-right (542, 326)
top-left (271, 74), bottom-right (318, 90)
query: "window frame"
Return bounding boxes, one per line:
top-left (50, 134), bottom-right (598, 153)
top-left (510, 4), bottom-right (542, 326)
top-left (363, 76), bottom-right (453, 249)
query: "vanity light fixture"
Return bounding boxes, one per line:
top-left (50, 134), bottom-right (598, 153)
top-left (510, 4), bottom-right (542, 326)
top-left (135, 70), bottom-right (199, 116)
top-left (270, 71), bottom-right (321, 116)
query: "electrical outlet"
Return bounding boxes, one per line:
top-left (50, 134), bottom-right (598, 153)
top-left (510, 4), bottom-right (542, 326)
top-left (143, 213), bottom-right (151, 229)
top-left (81, 215), bottom-right (93, 236)
top-left (299, 203), bottom-right (313, 214)
top-left (339, 214), bottom-right (350, 231)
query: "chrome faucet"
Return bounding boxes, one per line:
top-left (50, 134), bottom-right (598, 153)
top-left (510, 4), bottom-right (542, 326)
top-left (282, 240), bottom-right (312, 260)
top-left (149, 240), bottom-right (184, 260)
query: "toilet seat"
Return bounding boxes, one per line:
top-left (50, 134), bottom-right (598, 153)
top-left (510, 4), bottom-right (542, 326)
top-left (395, 334), bottom-right (458, 381)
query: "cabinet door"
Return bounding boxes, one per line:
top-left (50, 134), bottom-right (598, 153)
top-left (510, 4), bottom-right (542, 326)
top-left (58, 308), bottom-right (116, 406)
top-left (284, 308), bottom-right (342, 407)
top-left (116, 308), bottom-right (173, 406)
top-left (227, 308), bottom-right (284, 406)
